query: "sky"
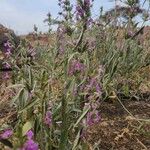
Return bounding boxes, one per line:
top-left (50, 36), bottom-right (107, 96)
top-left (0, 0), bottom-right (148, 35)
top-left (0, 0), bottom-right (116, 35)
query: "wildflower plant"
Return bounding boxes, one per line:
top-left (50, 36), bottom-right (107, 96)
top-left (1, 0), bottom-right (150, 149)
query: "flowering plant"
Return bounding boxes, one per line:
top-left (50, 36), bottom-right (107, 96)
top-left (1, 0), bottom-right (149, 149)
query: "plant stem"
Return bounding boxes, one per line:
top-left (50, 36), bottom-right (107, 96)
top-left (59, 95), bottom-right (68, 150)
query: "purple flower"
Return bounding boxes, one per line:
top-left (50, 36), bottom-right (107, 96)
top-left (86, 110), bottom-right (101, 126)
top-left (3, 41), bottom-right (13, 58)
top-left (82, 101), bottom-right (101, 127)
top-left (86, 18), bottom-right (94, 26)
top-left (2, 72), bottom-right (10, 80)
top-left (44, 111), bottom-right (52, 127)
top-left (5, 49), bottom-right (12, 58)
top-left (87, 77), bottom-right (101, 93)
top-left (20, 130), bottom-right (38, 150)
top-left (75, 0), bottom-right (93, 21)
top-left (80, 76), bottom-right (102, 102)
top-left (57, 0), bottom-right (73, 20)
top-left (2, 62), bottom-right (11, 69)
top-left (82, 100), bottom-right (101, 127)
top-left (68, 60), bottom-right (85, 76)
top-left (0, 129), bottom-right (13, 139)
top-left (22, 139), bottom-right (38, 150)
top-left (26, 130), bottom-right (34, 140)
top-left (4, 40), bottom-right (12, 47)
top-left (76, 5), bottom-right (84, 19)
top-left (84, 0), bottom-right (91, 8)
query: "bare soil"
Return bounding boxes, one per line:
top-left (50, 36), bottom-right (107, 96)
top-left (86, 100), bottom-right (150, 150)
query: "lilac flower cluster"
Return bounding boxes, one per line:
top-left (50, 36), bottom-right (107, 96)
top-left (77, 75), bottom-right (103, 102)
top-left (75, 0), bottom-right (94, 26)
top-left (0, 129), bottom-right (13, 139)
top-left (3, 40), bottom-right (13, 58)
top-left (82, 77), bottom-right (102, 97)
top-left (1, 40), bottom-right (13, 79)
top-left (84, 102), bottom-right (101, 126)
top-left (2, 62), bottom-right (11, 69)
top-left (81, 101), bottom-right (100, 140)
top-left (2, 72), bottom-right (10, 80)
top-left (81, 77), bottom-right (102, 127)
top-left (68, 59), bottom-right (85, 76)
top-left (44, 111), bottom-right (52, 127)
top-left (20, 130), bottom-right (38, 150)
top-left (76, 5), bottom-right (84, 19)
top-left (58, 0), bottom-right (73, 20)
top-left (80, 85), bottom-right (101, 141)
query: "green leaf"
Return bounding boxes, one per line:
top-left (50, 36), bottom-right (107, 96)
top-left (10, 88), bottom-right (24, 106)
top-left (22, 121), bottom-right (33, 136)
top-left (28, 66), bottom-right (33, 88)
top-left (72, 130), bottom-right (81, 150)
top-left (6, 84), bottom-right (25, 89)
top-left (19, 98), bottom-right (40, 114)
top-left (53, 102), bottom-right (62, 118)
top-left (74, 107), bottom-right (90, 128)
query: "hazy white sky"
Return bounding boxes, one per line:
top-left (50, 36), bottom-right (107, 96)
top-left (0, 0), bottom-right (116, 34)
top-left (0, 0), bottom-right (148, 35)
